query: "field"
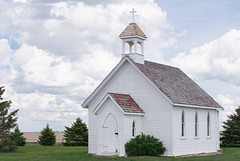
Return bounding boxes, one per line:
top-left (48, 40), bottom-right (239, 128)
top-left (0, 146), bottom-right (240, 161)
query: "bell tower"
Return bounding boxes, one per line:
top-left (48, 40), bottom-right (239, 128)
top-left (119, 9), bottom-right (147, 64)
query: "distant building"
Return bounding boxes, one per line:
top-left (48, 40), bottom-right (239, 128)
top-left (23, 132), bottom-right (65, 145)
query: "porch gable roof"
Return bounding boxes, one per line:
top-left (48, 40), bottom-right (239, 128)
top-left (92, 92), bottom-right (144, 115)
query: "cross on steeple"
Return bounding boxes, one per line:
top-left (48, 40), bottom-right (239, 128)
top-left (130, 8), bottom-right (137, 23)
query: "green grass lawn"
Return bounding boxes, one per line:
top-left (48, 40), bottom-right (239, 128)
top-left (0, 146), bottom-right (240, 161)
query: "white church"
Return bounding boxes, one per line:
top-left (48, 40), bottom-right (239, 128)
top-left (82, 11), bottom-right (223, 156)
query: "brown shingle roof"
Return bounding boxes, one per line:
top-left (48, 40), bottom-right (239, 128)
top-left (119, 23), bottom-right (147, 38)
top-left (134, 60), bottom-right (222, 108)
top-left (82, 56), bottom-right (222, 110)
top-left (109, 93), bottom-right (144, 113)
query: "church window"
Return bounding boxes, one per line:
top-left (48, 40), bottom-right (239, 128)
top-left (195, 111), bottom-right (198, 137)
top-left (207, 112), bottom-right (210, 137)
top-left (181, 110), bottom-right (185, 137)
top-left (132, 120), bottom-right (135, 137)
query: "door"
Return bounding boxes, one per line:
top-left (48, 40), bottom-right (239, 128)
top-left (103, 113), bottom-right (118, 152)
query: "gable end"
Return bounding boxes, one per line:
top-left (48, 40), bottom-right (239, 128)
top-left (92, 93), bottom-right (144, 115)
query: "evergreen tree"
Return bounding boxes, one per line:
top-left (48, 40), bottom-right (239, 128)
top-left (63, 117), bottom-right (88, 146)
top-left (38, 124), bottom-right (56, 146)
top-left (221, 106), bottom-right (240, 147)
top-left (13, 126), bottom-right (26, 146)
top-left (0, 86), bottom-right (19, 152)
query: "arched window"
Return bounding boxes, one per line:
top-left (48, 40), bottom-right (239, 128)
top-left (207, 112), bottom-right (210, 137)
top-left (181, 110), bottom-right (185, 137)
top-left (195, 111), bottom-right (198, 137)
top-left (132, 120), bottom-right (135, 137)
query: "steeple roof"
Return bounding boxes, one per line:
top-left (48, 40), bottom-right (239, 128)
top-left (119, 23), bottom-right (147, 38)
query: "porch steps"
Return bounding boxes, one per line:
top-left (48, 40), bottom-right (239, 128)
top-left (94, 152), bottom-right (119, 158)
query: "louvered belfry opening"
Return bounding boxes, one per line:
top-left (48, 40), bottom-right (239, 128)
top-left (119, 23), bottom-right (147, 64)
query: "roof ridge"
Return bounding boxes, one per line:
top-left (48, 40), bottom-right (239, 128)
top-left (143, 60), bottom-right (180, 70)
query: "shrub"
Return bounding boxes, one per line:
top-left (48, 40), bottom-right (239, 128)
top-left (125, 133), bottom-right (166, 156)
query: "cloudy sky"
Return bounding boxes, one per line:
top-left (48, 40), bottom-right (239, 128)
top-left (1, 0), bottom-right (240, 132)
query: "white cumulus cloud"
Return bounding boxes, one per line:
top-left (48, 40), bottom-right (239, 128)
top-left (170, 29), bottom-right (240, 86)
top-left (217, 94), bottom-right (240, 130)
top-left (0, 39), bottom-right (13, 66)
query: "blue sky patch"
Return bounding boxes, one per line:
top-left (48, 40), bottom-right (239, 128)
top-left (0, 34), bottom-right (21, 50)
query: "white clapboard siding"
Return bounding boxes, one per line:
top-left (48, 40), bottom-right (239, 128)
top-left (88, 62), bottom-right (173, 156)
top-left (172, 107), bottom-right (218, 156)
top-left (216, 111), bottom-right (220, 150)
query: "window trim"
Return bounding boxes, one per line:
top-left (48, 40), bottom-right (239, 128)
top-left (181, 110), bottom-right (186, 138)
top-left (195, 111), bottom-right (199, 138)
top-left (207, 112), bottom-right (211, 138)
top-left (132, 120), bottom-right (135, 137)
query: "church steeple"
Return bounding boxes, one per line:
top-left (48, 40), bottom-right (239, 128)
top-left (119, 9), bottom-right (147, 64)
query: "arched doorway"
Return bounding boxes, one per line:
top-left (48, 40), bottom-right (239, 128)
top-left (103, 113), bottom-right (118, 153)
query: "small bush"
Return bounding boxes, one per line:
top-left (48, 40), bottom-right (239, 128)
top-left (125, 133), bottom-right (166, 156)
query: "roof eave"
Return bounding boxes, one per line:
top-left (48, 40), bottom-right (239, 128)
top-left (119, 35), bottom-right (147, 40)
top-left (173, 103), bottom-right (224, 111)
top-left (82, 105), bottom-right (88, 109)
top-left (124, 112), bottom-right (145, 116)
